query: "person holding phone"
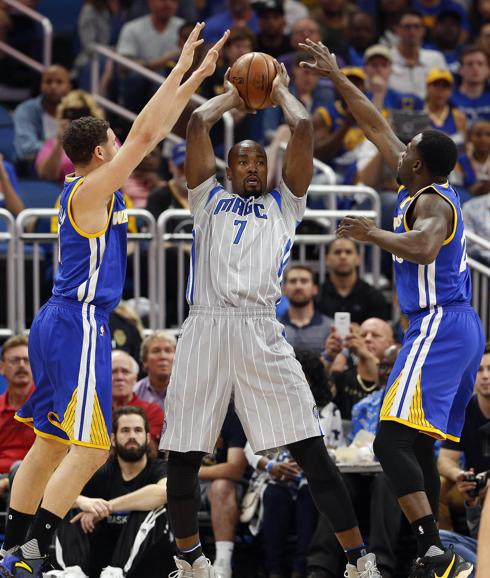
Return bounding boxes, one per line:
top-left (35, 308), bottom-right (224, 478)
top-left (299, 39), bottom-right (485, 578)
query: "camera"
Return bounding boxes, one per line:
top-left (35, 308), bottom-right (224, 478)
top-left (463, 470), bottom-right (489, 498)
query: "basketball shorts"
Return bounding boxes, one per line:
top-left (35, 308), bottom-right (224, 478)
top-left (17, 297), bottom-right (112, 449)
top-left (380, 303), bottom-right (485, 441)
top-left (160, 306), bottom-right (323, 454)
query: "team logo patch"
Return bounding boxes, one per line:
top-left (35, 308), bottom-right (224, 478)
top-left (99, 325), bottom-right (105, 337)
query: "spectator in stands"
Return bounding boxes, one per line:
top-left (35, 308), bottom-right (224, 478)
top-left (309, 0), bottom-right (358, 60)
top-left (279, 265), bottom-right (333, 356)
top-left (13, 65), bottom-right (71, 163)
top-left (133, 331), bottom-right (176, 410)
top-left (117, 0), bottom-right (184, 111)
top-left (476, 21), bottom-right (490, 64)
top-left (389, 9), bottom-right (447, 99)
top-left (462, 190), bottom-right (490, 267)
top-left (55, 406), bottom-right (173, 578)
top-left (413, 0), bottom-right (469, 42)
top-left (203, 0), bottom-right (259, 44)
top-left (0, 154), bottom-right (24, 216)
top-left (199, 403), bottom-right (248, 578)
top-left (316, 238), bottom-right (389, 323)
top-left (451, 46), bottom-right (490, 124)
top-left (280, 17), bottom-right (322, 75)
top-left (376, 0), bottom-right (409, 48)
top-left (122, 146), bottom-right (165, 208)
top-left (246, 350), bottom-right (343, 578)
top-left (146, 141), bottom-right (189, 220)
top-left (307, 345), bottom-right (403, 578)
top-left (425, 69), bottom-right (467, 149)
top-left (109, 301), bottom-right (144, 364)
top-left (0, 336), bottom-right (35, 499)
top-left (345, 10), bottom-right (377, 67)
top-left (253, 0), bottom-right (290, 59)
top-left (453, 119), bottom-right (490, 199)
top-left (111, 350), bottom-right (164, 444)
top-left (425, 8), bottom-right (466, 72)
top-left (35, 90), bottom-right (105, 183)
top-left (327, 317), bottom-right (394, 418)
top-left (437, 343), bottom-right (490, 569)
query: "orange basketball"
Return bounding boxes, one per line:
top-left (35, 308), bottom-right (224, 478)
top-left (229, 52), bottom-right (278, 110)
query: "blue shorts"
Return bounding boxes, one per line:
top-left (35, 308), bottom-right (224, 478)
top-left (380, 304), bottom-right (485, 441)
top-left (17, 297), bottom-right (112, 449)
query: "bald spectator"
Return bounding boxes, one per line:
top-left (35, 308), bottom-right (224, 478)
top-left (13, 65), bottom-right (71, 162)
top-left (279, 265), bottom-right (333, 356)
top-left (389, 9), bottom-right (447, 98)
top-left (316, 239), bottom-right (389, 324)
top-left (327, 318), bottom-right (395, 418)
top-left (111, 350), bottom-right (163, 443)
top-left (451, 46), bottom-right (490, 125)
top-left (133, 331), bottom-right (176, 410)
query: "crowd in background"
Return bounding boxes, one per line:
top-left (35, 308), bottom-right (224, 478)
top-left (0, 0), bottom-right (490, 577)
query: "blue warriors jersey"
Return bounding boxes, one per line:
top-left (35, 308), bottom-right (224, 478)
top-left (393, 182), bottom-right (472, 316)
top-left (52, 175), bottom-right (128, 312)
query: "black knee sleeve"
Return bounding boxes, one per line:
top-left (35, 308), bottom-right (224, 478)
top-left (414, 434), bottom-right (439, 518)
top-left (166, 451), bottom-right (205, 539)
top-left (287, 437), bottom-right (358, 533)
top-left (374, 422), bottom-right (425, 498)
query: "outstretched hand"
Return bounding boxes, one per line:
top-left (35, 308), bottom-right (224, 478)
top-left (196, 29), bottom-right (230, 79)
top-left (298, 39), bottom-right (341, 78)
top-left (337, 216), bottom-right (377, 242)
top-left (175, 22), bottom-right (206, 75)
top-left (270, 61), bottom-right (290, 105)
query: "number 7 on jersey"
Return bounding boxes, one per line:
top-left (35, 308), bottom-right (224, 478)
top-left (233, 219), bottom-right (247, 244)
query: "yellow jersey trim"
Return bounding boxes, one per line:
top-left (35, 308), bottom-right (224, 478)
top-left (64, 173), bottom-right (80, 183)
top-left (14, 415), bottom-right (34, 425)
top-left (379, 415), bottom-right (448, 440)
top-left (402, 184), bottom-right (457, 244)
top-left (70, 439), bottom-right (111, 450)
top-left (33, 427), bottom-right (71, 445)
top-left (445, 432), bottom-right (461, 443)
top-left (67, 177), bottom-right (115, 239)
top-left (317, 106), bottom-right (332, 130)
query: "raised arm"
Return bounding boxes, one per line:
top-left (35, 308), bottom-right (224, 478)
top-left (337, 191), bottom-right (453, 265)
top-left (77, 24), bottom-right (228, 208)
top-left (270, 63), bottom-right (313, 197)
top-left (185, 77), bottom-right (244, 189)
top-left (299, 40), bottom-right (405, 172)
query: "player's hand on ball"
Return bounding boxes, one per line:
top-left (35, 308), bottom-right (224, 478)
top-left (298, 39), bottom-right (340, 78)
top-left (270, 62), bottom-right (290, 105)
top-left (337, 216), bottom-right (376, 242)
top-left (224, 69), bottom-right (255, 113)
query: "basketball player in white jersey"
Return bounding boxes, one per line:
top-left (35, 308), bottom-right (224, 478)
top-left (161, 65), bottom-right (382, 578)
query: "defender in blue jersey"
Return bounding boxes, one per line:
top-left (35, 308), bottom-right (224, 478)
top-left (0, 24), bottom-right (229, 578)
top-left (301, 40), bottom-right (484, 578)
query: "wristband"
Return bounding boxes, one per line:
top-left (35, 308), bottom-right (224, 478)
top-left (266, 460), bottom-right (276, 473)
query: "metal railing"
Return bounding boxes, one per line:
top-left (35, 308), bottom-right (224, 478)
top-left (466, 231), bottom-right (490, 336)
top-left (0, 0), bottom-right (52, 73)
top-left (156, 205), bottom-right (380, 328)
top-left (15, 208), bottom-right (158, 333)
top-left (89, 44), bottom-right (233, 168)
top-left (0, 209), bottom-right (16, 337)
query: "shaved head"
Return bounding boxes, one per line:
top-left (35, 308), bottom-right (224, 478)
top-left (227, 140), bottom-right (266, 165)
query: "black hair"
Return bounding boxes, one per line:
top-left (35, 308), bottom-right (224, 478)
top-left (485, 342), bottom-right (490, 355)
top-left (295, 349), bottom-right (332, 406)
top-left (459, 44), bottom-right (488, 65)
top-left (327, 237), bottom-right (359, 255)
top-left (112, 406), bottom-right (150, 435)
top-left (415, 130), bottom-right (458, 177)
top-left (62, 116), bottom-right (110, 165)
top-left (397, 8), bottom-right (424, 24)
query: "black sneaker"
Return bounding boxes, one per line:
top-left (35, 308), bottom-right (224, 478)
top-left (408, 550), bottom-right (473, 578)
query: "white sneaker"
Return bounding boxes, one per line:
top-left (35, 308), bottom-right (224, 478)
top-left (345, 553), bottom-right (382, 578)
top-left (212, 559), bottom-right (232, 578)
top-left (100, 567), bottom-right (124, 577)
top-left (169, 555), bottom-right (216, 577)
top-left (44, 567), bottom-right (89, 578)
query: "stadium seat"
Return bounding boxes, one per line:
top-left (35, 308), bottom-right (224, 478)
top-left (0, 106), bottom-right (15, 163)
top-left (18, 179), bottom-right (61, 209)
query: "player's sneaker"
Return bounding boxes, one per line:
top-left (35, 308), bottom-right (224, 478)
top-left (99, 567), bottom-right (124, 577)
top-left (344, 553), bottom-right (382, 578)
top-left (408, 550), bottom-right (473, 578)
top-left (169, 555), bottom-right (216, 578)
top-left (0, 551), bottom-right (53, 577)
top-left (212, 558), bottom-right (232, 578)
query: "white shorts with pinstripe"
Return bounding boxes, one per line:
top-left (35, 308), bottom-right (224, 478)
top-left (160, 306), bottom-right (322, 454)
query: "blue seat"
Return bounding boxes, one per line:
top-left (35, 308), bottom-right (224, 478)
top-left (0, 106), bottom-right (15, 163)
top-left (18, 179), bottom-right (60, 209)
top-left (36, 0), bottom-right (84, 35)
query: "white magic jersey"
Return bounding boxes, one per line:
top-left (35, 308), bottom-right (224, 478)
top-left (187, 175), bottom-right (306, 308)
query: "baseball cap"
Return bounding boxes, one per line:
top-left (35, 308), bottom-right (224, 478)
top-left (426, 68), bottom-right (453, 85)
top-left (171, 142), bottom-right (186, 166)
top-left (341, 66), bottom-right (366, 82)
top-left (364, 44), bottom-right (393, 64)
top-left (252, 0), bottom-right (285, 16)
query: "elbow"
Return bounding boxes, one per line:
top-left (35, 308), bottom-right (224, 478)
top-left (188, 109), bottom-right (208, 131)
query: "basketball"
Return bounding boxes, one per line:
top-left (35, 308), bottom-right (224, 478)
top-left (229, 52), bottom-right (278, 110)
